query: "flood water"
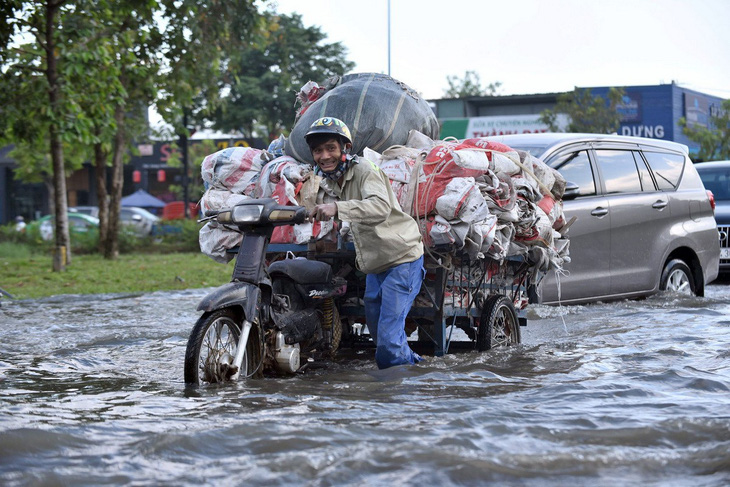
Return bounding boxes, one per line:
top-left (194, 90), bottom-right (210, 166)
top-left (1, 283), bottom-right (729, 486)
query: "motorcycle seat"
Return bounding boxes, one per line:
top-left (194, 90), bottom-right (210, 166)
top-left (268, 258), bottom-right (333, 285)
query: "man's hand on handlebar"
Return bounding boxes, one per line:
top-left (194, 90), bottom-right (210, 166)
top-left (309, 203), bottom-right (338, 221)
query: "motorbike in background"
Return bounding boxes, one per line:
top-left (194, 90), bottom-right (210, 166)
top-left (184, 198), bottom-right (346, 386)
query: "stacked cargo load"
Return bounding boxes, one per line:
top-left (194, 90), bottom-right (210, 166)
top-left (197, 74), bottom-right (570, 281)
top-left (364, 131), bottom-right (571, 274)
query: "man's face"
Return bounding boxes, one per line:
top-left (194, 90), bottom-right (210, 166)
top-left (311, 138), bottom-right (343, 173)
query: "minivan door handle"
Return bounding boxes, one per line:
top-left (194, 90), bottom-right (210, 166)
top-left (591, 207), bottom-right (609, 217)
top-left (652, 200), bottom-right (668, 209)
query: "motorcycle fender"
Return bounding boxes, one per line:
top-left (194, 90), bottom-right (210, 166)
top-left (197, 281), bottom-right (260, 322)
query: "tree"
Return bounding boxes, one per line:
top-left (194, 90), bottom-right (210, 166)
top-left (154, 0), bottom-right (266, 219)
top-left (443, 70), bottom-right (502, 98)
top-left (93, 0), bottom-right (265, 256)
top-left (154, 0), bottom-right (266, 134)
top-left (0, 1), bottom-right (162, 262)
top-left (0, 1), bottom-right (126, 270)
top-left (540, 87), bottom-right (625, 134)
top-left (212, 12), bottom-right (355, 139)
top-left (88, 2), bottom-right (160, 259)
top-left (678, 99), bottom-right (730, 161)
top-left (2, 1), bottom-right (266, 260)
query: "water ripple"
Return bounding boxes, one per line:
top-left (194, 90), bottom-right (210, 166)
top-left (1, 286), bottom-right (730, 486)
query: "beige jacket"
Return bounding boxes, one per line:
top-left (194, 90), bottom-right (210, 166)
top-left (322, 157), bottom-right (423, 274)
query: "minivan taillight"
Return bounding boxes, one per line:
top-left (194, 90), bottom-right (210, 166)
top-left (707, 190), bottom-right (716, 212)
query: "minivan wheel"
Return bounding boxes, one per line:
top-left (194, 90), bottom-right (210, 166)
top-left (660, 259), bottom-right (695, 295)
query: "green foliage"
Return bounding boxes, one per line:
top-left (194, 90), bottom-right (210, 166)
top-left (540, 87), bottom-right (625, 134)
top-left (150, 219), bottom-right (203, 253)
top-left (1, 1), bottom-right (264, 262)
top-left (0, 0), bottom-right (150, 265)
top-left (679, 99), bottom-right (730, 161)
top-left (18, 221), bottom-right (99, 255)
top-left (213, 12), bottom-right (355, 138)
top-left (0, 1), bottom-right (131, 159)
top-left (155, 0), bottom-right (266, 134)
top-left (0, 223), bottom-right (32, 247)
top-left (2, 218), bottom-right (201, 255)
top-left (0, 1), bottom-right (23, 52)
top-left (443, 71), bottom-right (502, 98)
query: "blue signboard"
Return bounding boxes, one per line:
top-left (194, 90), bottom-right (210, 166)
top-left (617, 92), bottom-right (642, 123)
top-left (593, 85), bottom-right (676, 141)
top-left (592, 84), bottom-right (725, 156)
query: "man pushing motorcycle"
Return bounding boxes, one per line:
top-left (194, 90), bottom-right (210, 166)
top-left (306, 117), bottom-right (425, 369)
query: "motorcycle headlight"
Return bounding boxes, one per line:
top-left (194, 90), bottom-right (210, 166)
top-left (229, 204), bottom-right (264, 224)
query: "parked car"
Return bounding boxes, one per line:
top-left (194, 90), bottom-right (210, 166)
top-left (485, 133), bottom-right (720, 305)
top-left (29, 212), bottom-right (100, 241)
top-left (69, 206), bottom-right (160, 236)
top-left (69, 205), bottom-right (99, 218)
top-left (119, 207), bottom-right (160, 236)
top-left (695, 160), bottom-right (730, 273)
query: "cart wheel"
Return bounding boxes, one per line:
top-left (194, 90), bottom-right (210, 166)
top-left (477, 295), bottom-right (521, 351)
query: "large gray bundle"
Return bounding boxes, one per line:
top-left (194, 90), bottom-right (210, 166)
top-left (285, 73), bottom-right (440, 165)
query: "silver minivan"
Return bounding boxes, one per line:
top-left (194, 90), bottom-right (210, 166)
top-left (487, 133), bottom-right (720, 305)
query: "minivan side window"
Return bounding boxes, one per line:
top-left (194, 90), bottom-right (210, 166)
top-left (642, 151), bottom-right (685, 190)
top-left (551, 150), bottom-right (596, 196)
top-left (595, 149), bottom-right (653, 194)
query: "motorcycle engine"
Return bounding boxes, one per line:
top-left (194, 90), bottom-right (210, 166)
top-left (271, 308), bottom-right (323, 373)
top-left (274, 332), bottom-right (300, 373)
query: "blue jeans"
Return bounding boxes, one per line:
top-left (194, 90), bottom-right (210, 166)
top-left (364, 256), bottom-right (425, 369)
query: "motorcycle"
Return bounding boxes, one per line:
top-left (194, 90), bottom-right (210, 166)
top-left (184, 198), bottom-right (347, 385)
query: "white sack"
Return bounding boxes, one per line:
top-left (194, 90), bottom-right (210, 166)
top-left (199, 190), bottom-right (250, 216)
top-left (199, 222), bottom-right (242, 264)
top-left (200, 147), bottom-right (267, 195)
top-left (435, 177), bottom-right (490, 223)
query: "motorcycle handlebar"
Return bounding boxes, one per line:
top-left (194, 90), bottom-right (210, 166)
top-left (201, 199), bottom-right (308, 227)
top-left (268, 205), bottom-right (308, 225)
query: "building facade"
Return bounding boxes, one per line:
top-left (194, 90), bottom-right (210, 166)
top-left (431, 82), bottom-right (725, 159)
top-left (0, 137), bottom-right (264, 225)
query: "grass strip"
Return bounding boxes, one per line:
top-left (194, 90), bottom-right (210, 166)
top-left (0, 252), bottom-right (233, 300)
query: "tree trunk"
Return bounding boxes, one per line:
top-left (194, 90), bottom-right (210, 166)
top-left (181, 111), bottom-right (190, 218)
top-left (44, 176), bottom-right (55, 218)
top-left (46, 0), bottom-right (71, 271)
top-left (103, 104), bottom-right (126, 259)
top-left (94, 140), bottom-right (109, 254)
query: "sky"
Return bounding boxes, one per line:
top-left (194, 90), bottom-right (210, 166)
top-left (270, 0), bottom-right (730, 100)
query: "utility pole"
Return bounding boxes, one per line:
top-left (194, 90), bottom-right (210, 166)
top-left (387, 0), bottom-right (391, 76)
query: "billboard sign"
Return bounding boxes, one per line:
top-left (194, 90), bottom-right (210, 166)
top-left (684, 93), bottom-right (712, 128)
top-left (440, 114), bottom-right (568, 139)
top-left (616, 92), bottom-right (642, 123)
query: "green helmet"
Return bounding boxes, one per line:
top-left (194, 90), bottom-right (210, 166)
top-left (304, 117), bottom-right (353, 147)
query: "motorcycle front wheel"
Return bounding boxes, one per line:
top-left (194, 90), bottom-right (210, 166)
top-left (184, 308), bottom-right (263, 385)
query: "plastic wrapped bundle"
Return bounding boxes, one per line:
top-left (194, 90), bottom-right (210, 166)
top-left (254, 156), bottom-right (312, 205)
top-left (285, 73), bottom-right (440, 164)
top-left (200, 147), bottom-right (269, 195)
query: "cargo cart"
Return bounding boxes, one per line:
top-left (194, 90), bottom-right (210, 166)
top-left (266, 239), bottom-right (537, 357)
